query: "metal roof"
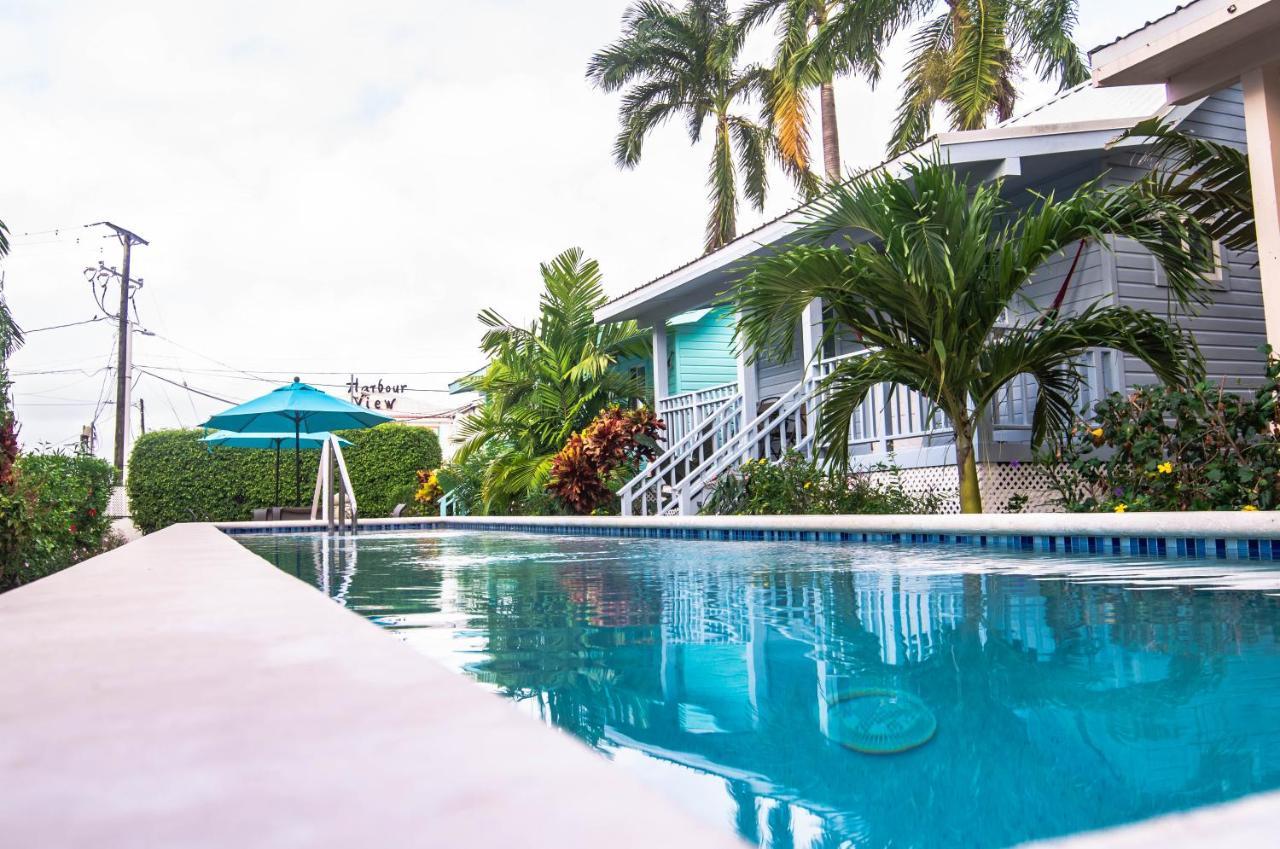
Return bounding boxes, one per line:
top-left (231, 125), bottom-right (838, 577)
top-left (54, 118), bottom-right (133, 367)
top-left (992, 82), bottom-right (1168, 130)
top-left (1088, 1), bottom-right (1208, 55)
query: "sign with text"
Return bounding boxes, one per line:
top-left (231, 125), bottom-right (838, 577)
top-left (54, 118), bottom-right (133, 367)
top-left (347, 375), bottom-right (407, 412)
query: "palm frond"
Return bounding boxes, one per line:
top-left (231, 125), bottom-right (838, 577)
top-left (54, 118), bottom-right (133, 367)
top-left (1120, 117), bottom-right (1256, 253)
top-left (944, 0), bottom-right (1009, 131)
top-left (730, 116), bottom-right (771, 211)
top-left (888, 13), bottom-right (951, 155)
top-left (1007, 0), bottom-right (1088, 89)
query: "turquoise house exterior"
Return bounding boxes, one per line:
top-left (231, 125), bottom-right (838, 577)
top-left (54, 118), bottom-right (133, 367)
top-left (454, 308), bottom-right (735, 408)
top-left (664, 308), bottom-right (737, 394)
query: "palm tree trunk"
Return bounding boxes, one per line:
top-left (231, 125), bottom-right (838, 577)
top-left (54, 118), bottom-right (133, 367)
top-left (820, 80), bottom-right (840, 181)
top-left (955, 425), bottom-right (983, 513)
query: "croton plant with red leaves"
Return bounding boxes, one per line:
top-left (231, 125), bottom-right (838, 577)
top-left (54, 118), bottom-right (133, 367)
top-left (547, 406), bottom-right (664, 514)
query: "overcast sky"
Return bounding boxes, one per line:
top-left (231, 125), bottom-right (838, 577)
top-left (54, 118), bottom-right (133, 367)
top-left (1, 0), bottom-right (1178, 453)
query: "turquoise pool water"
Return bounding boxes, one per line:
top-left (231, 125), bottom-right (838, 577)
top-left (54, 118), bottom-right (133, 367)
top-left (240, 531), bottom-right (1280, 848)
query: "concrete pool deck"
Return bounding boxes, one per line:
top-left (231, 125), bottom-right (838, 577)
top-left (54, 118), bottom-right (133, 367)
top-left (0, 523), bottom-right (746, 849)
top-left (2, 515), bottom-right (1279, 848)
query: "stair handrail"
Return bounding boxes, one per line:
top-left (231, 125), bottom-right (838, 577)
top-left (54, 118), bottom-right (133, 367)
top-left (619, 390), bottom-right (743, 515)
top-left (680, 377), bottom-right (818, 510)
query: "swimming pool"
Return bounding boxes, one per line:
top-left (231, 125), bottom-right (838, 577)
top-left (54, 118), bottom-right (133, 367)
top-left (240, 530), bottom-right (1280, 849)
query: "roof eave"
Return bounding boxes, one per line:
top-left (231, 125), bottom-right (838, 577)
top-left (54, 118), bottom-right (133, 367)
top-left (1091, 0), bottom-right (1280, 103)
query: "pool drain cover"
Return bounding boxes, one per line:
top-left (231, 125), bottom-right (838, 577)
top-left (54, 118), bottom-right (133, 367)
top-left (829, 689), bottom-right (936, 754)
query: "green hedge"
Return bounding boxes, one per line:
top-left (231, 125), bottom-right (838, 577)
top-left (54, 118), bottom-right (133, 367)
top-left (127, 424), bottom-right (441, 533)
top-left (1, 452), bottom-right (116, 591)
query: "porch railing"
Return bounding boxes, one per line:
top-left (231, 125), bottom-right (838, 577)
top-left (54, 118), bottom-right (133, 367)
top-left (818, 347), bottom-right (1117, 457)
top-left (656, 381), bottom-right (739, 445)
top-left (625, 346), bottom-right (1117, 516)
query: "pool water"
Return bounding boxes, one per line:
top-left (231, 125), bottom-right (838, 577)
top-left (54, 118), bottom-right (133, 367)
top-left (240, 531), bottom-right (1280, 849)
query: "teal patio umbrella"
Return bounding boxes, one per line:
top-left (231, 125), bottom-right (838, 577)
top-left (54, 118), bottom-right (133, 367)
top-left (201, 431), bottom-right (351, 507)
top-left (200, 378), bottom-right (392, 504)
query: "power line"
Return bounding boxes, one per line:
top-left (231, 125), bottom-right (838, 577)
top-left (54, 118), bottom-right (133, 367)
top-left (11, 366), bottom-right (112, 377)
top-left (11, 224), bottom-right (92, 239)
top-left (132, 364), bottom-right (456, 393)
top-left (22, 316), bottom-right (108, 334)
top-left (90, 333), bottom-right (119, 430)
top-left (135, 368), bottom-right (237, 404)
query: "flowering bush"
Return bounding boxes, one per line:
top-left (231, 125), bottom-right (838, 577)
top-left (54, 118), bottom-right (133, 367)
top-left (413, 469), bottom-right (443, 510)
top-left (547, 406), bottom-right (664, 514)
top-left (1044, 360), bottom-right (1280, 512)
top-left (0, 414), bottom-right (26, 579)
top-left (1, 448), bottom-right (117, 591)
top-left (703, 451), bottom-right (942, 515)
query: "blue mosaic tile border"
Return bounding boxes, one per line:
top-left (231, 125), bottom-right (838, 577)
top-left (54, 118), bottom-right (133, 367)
top-left (220, 520), bottom-right (1280, 561)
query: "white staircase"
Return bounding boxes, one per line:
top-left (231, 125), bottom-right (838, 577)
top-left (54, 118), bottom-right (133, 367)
top-left (619, 391), bottom-right (745, 515)
top-left (621, 375), bottom-right (819, 516)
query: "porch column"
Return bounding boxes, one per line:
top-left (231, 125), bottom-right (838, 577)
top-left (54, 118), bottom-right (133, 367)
top-left (800, 298), bottom-right (823, 377)
top-left (799, 300), bottom-right (824, 457)
top-left (1243, 62), bottom-right (1280, 352)
top-left (737, 347), bottom-right (759, 421)
top-left (651, 322), bottom-right (669, 401)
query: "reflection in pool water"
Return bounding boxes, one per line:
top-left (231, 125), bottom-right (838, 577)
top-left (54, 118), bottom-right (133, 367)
top-left (242, 531), bottom-right (1280, 849)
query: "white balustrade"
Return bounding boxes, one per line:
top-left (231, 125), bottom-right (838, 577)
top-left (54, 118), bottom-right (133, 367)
top-left (815, 347), bottom-right (1115, 455)
top-left (656, 381), bottom-right (739, 445)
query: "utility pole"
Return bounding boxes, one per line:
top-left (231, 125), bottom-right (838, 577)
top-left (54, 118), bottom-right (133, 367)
top-left (91, 222), bottom-right (148, 472)
top-left (136, 397), bottom-right (146, 436)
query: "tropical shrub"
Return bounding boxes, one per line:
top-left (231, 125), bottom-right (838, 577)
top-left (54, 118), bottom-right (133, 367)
top-left (412, 469), bottom-right (443, 514)
top-left (0, 450), bottom-right (117, 591)
top-left (0, 414), bottom-right (27, 583)
top-left (1044, 365), bottom-right (1280, 513)
top-left (454, 248), bottom-right (649, 513)
top-left (341, 424), bottom-right (442, 518)
top-left (703, 451), bottom-right (942, 515)
top-left (547, 406), bottom-right (664, 514)
top-left (128, 424), bottom-right (441, 532)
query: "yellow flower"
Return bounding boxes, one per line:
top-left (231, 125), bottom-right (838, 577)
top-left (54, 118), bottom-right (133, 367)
top-left (1242, 505), bottom-right (1259, 512)
top-left (803, 481), bottom-right (812, 489)
top-left (1157, 461), bottom-right (1173, 475)
top-left (1114, 503), bottom-right (1128, 514)
top-left (1090, 428), bottom-right (1103, 438)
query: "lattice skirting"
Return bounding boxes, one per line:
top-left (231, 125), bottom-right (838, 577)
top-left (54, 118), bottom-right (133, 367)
top-left (107, 486), bottom-right (130, 518)
top-left (858, 463), bottom-right (1061, 514)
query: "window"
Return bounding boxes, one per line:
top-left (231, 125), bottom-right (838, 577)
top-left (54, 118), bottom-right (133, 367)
top-left (1154, 231), bottom-right (1227, 290)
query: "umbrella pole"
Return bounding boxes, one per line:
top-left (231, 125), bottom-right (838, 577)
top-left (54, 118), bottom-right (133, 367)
top-left (294, 420), bottom-right (301, 506)
top-left (274, 442), bottom-right (281, 506)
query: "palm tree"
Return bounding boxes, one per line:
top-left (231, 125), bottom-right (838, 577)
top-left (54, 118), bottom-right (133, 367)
top-left (588, 0), bottom-right (780, 252)
top-left (730, 159), bottom-right (1213, 513)
top-left (812, 0), bottom-right (1088, 156)
top-left (0, 219), bottom-right (23, 416)
top-left (454, 248), bottom-right (650, 513)
top-left (739, 0), bottom-right (879, 184)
